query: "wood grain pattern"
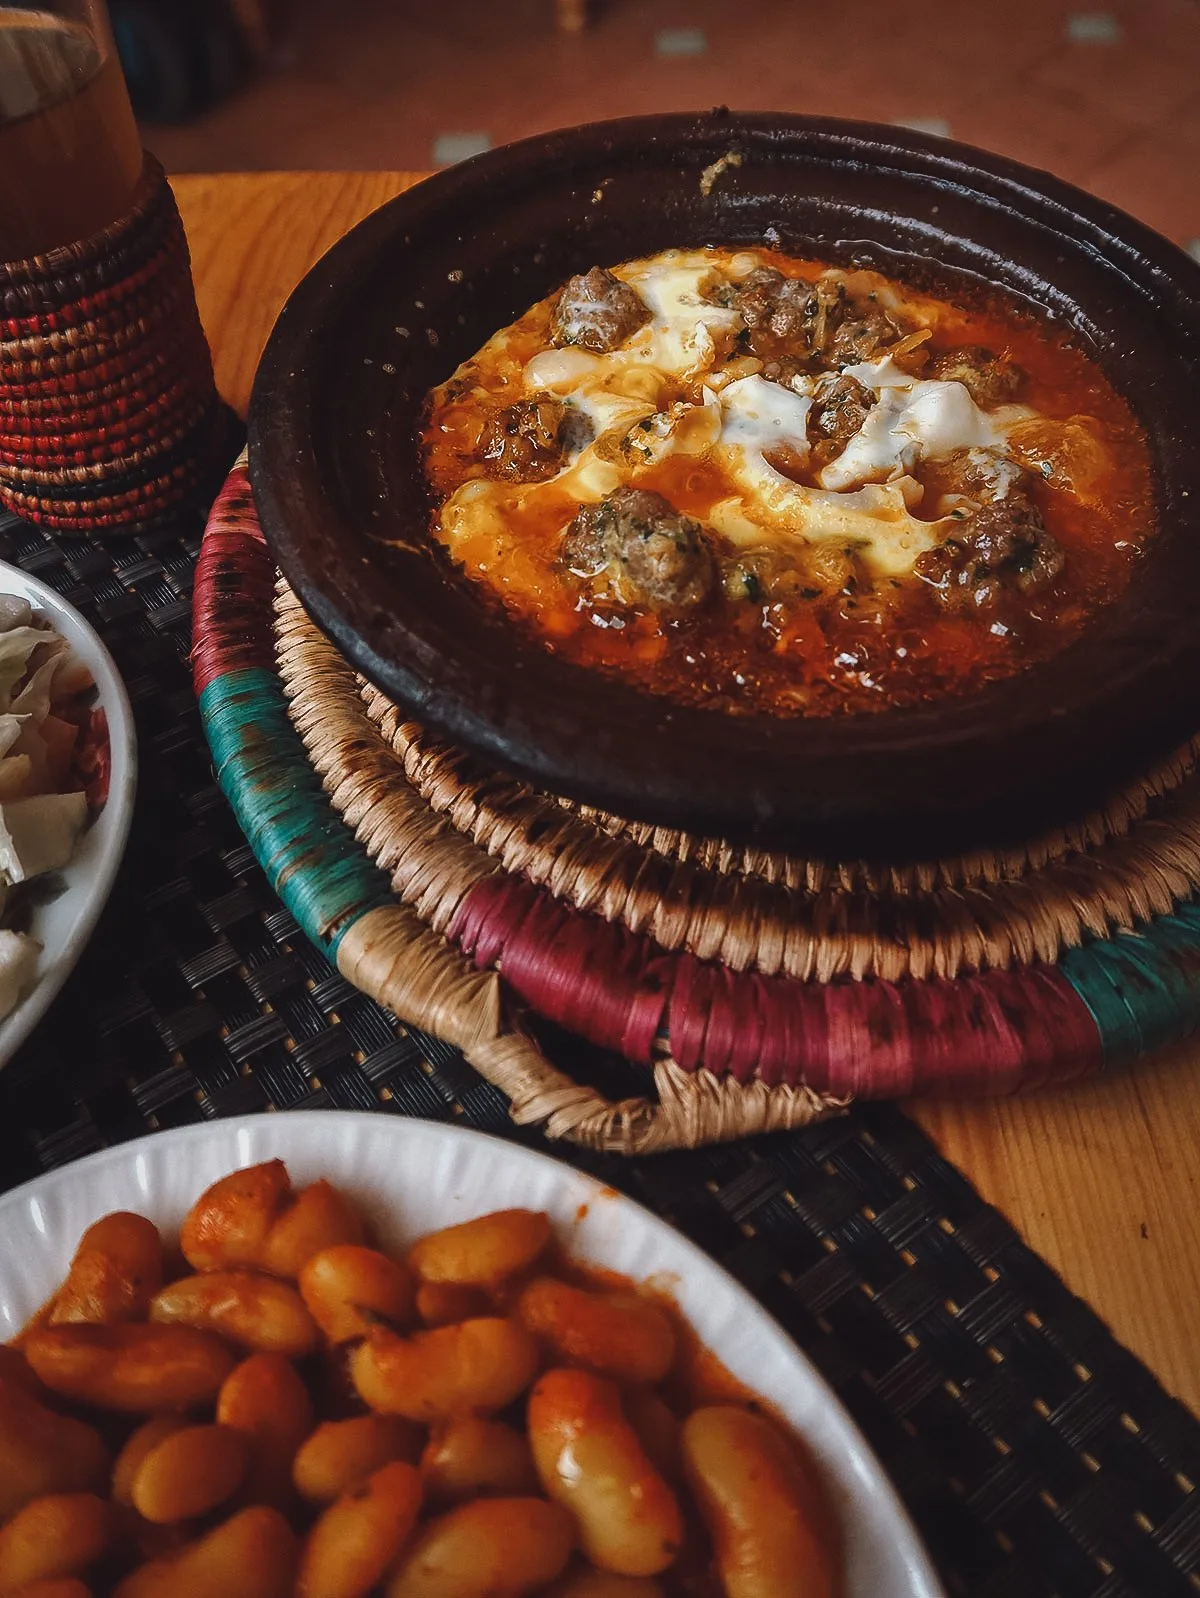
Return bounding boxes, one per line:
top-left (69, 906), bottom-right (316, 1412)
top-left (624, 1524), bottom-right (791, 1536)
top-left (171, 170), bottom-right (1200, 1413)
top-left (174, 172), bottom-right (422, 417)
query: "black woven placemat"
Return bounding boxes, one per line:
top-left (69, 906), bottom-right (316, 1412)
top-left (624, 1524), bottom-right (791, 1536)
top-left (0, 504), bottom-right (1197, 1598)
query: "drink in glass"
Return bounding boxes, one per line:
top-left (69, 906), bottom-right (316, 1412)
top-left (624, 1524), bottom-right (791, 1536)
top-left (0, 1), bottom-right (142, 261)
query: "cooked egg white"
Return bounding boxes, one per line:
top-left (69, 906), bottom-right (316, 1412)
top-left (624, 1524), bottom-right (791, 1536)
top-left (611, 252), bottom-right (742, 381)
top-left (717, 374), bottom-right (814, 455)
top-left (820, 356), bottom-right (1032, 492)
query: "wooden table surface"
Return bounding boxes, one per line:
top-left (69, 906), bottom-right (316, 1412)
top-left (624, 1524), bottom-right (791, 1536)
top-left (172, 168), bottom-right (1200, 1415)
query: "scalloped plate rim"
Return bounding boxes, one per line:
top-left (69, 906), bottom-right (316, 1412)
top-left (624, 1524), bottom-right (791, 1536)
top-left (0, 1111), bottom-right (944, 1596)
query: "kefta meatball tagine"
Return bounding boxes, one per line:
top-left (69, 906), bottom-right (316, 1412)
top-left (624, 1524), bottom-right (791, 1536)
top-left (422, 248), bottom-right (1155, 716)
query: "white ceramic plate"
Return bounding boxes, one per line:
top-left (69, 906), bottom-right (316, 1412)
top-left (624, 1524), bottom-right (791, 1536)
top-left (0, 1113), bottom-right (944, 1597)
top-left (0, 560), bottom-right (137, 1067)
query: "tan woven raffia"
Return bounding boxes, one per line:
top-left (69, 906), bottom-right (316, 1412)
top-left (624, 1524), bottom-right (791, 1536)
top-left (366, 683), bottom-right (1200, 894)
top-left (358, 679), bottom-right (1200, 982)
top-left (275, 579), bottom-right (842, 1149)
top-left (339, 902), bottom-right (836, 1151)
top-left (573, 744), bottom-right (1200, 888)
top-left (276, 585), bottom-right (495, 936)
top-left (276, 582), bottom-right (1200, 984)
top-left (278, 583), bottom-right (1200, 983)
top-left (338, 904), bottom-right (835, 1152)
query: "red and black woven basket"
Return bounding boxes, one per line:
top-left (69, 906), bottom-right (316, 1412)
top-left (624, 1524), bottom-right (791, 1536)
top-left (0, 156), bottom-right (225, 535)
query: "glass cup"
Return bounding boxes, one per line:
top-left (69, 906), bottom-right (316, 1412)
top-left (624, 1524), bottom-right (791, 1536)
top-left (0, 0), bottom-right (143, 261)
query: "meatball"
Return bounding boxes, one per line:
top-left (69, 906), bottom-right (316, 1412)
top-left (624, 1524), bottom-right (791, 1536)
top-left (928, 346), bottom-right (1024, 407)
top-left (478, 395), bottom-right (590, 483)
top-left (808, 373), bottom-right (875, 468)
top-left (727, 269), bottom-right (849, 378)
top-left (731, 268), bottom-right (834, 343)
top-left (561, 487), bottom-right (717, 612)
top-left (969, 498), bottom-right (1064, 590)
top-left (827, 307), bottom-right (902, 366)
top-left (551, 267), bottom-right (651, 352)
top-left (726, 269), bottom-right (906, 376)
top-left (922, 447), bottom-right (1027, 510)
top-left (915, 490), bottom-right (1064, 610)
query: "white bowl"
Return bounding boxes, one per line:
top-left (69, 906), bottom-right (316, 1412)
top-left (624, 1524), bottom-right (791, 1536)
top-left (0, 560), bottom-right (136, 1067)
top-left (0, 1113), bottom-right (945, 1597)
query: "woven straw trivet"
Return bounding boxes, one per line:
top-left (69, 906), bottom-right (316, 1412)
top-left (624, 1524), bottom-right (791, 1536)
top-left (197, 458), bottom-right (1200, 1145)
top-left (355, 689), bottom-right (1200, 983)
top-left (197, 460), bottom-right (837, 1151)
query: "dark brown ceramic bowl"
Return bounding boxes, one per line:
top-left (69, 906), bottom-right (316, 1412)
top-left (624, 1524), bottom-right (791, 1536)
top-left (248, 111), bottom-right (1200, 858)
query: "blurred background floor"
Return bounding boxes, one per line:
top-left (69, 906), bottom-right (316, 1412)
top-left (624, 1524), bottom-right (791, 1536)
top-left (142, 0), bottom-right (1200, 250)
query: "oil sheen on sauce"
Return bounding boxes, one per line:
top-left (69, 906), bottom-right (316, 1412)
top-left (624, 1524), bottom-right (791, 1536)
top-left (422, 249), bottom-right (1155, 718)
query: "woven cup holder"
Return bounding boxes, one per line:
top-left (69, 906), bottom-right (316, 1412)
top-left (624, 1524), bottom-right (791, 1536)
top-left (0, 156), bottom-right (229, 535)
top-left (196, 457), bottom-right (1200, 1152)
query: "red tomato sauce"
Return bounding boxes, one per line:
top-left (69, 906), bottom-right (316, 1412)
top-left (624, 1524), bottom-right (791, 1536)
top-left (423, 251), bottom-right (1155, 717)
